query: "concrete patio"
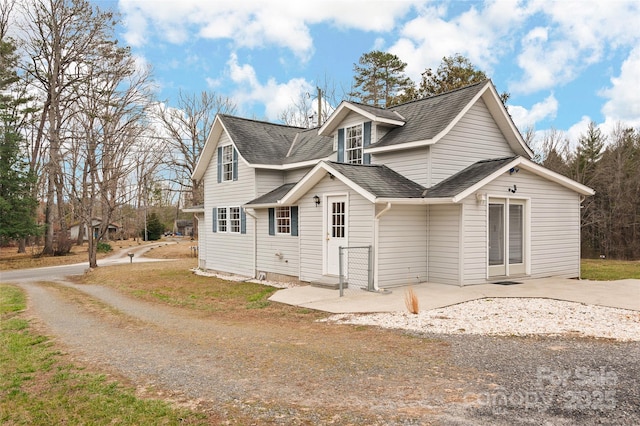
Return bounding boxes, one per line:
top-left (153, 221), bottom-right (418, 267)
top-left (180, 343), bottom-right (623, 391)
top-left (269, 277), bottom-right (640, 313)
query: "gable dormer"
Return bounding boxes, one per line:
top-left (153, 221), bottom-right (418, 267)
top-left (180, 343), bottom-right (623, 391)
top-left (318, 101), bottom-right (405, 165)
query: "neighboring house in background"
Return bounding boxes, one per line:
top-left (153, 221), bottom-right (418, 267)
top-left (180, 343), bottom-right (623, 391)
top-left (188, 80), bottom-right (594, 288)
top-left (69, 219), bottom-right (120, 242)
top-left (174, 219), bottom-right (194, 236)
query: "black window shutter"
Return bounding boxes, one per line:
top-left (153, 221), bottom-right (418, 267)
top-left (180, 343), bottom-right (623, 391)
top-left (217, 147), bottom-right (222, 183)
top-left (268, 208), bottom-right (275, 236)
top-left (212, 207), bottom-right (217, 232)
top-left (291, 206), bottom-right (298, 236)
top-left (337, 128), bottom-right (344, 163)
top-left (363, 121), bottom-right (371, 164)
top-left (240, 208), bottom-right (246, 234)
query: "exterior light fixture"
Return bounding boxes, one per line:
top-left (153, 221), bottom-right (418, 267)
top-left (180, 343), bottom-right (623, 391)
top-left (313, 195), bottom-right (320, 207)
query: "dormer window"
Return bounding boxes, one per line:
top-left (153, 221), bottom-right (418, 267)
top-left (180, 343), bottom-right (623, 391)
top-left (337, 122), bottom-right (371, 165)
top-left (345, 124), bottom-right (363, 164)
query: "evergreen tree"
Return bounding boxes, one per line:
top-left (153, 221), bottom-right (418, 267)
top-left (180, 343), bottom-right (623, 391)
top-left (419, 54), bottom-right (510, 103)
top-left (145, 212), bottom-right (164, 241)
top-left (0, 37), bottom-right (40, 243)
top-left (349, 50), bottom-right (414, 107)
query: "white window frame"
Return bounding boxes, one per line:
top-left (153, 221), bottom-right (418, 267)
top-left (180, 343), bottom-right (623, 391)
top-left (221, 145), bottom-right (234, 182)
top-left (345, 124), bottom-right (363, 164)
top-left (229, 207), bottom-right (241, 233)
top-left (217, 207), bottom-right (228, 232)
top-left (275, 206), bottom-right (291, 235)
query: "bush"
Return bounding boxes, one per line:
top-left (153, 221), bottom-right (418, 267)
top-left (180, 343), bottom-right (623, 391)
top-left (96, 242), bottom-right (112, 253)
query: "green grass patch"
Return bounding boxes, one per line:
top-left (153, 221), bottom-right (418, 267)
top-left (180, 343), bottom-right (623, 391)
top-left (581, 259), bottom-right (640, 280)
top-left (0, 284), bottom-right (207, 425)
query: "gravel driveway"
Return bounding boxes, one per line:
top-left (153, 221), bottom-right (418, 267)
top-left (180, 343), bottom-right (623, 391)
top-left (14, 279), bottom-right (640, 425)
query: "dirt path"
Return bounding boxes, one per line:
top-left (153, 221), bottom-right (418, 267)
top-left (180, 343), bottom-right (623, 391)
top-left (14, 279), bottom-right (640, 425)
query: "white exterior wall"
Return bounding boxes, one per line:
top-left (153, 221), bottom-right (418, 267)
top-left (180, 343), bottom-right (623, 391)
top-left (255, 169), bottom-right (284, 197)
top-left (431, 99), bottom-right (514, 185)
top-left (284, 167), bottom-right (311, 184)
top-left (299, 175), bottom-right (374, 283)
top-left (460, 169), bottom-right (582, 284)
top-left (371, 147), bottom-right (429, 186)
top-left (202, 134), bottom-right (255, 277)
top-left (254, 209), bottom-right (299, 277)
top-left (427, 204), bottom-right (461, 285)
top-left (377, 204), bottom-right (428, 287)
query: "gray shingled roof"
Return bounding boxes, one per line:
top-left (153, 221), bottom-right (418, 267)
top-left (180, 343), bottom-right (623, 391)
top-left (327, 162), bottom-right (426, 198)
top-left (245, 183), bottom-right (297, 205)
top-left (371, 80), bottom-right (487, 149)
top-left (283, 128), bottom-right (334, 164)
top-left (346, 101), bottom-right (405, 121)
top-left (221, 115), bottom-right (333, 165)
top-left (424, 156), bottom-right (517, 198)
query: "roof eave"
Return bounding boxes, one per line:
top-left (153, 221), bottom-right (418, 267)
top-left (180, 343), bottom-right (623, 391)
top-left (319, 102), bottom-right (405, 136)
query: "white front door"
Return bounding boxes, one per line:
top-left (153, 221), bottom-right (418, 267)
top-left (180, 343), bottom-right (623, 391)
top-left (326, 195), bottom-right (347, 275)
top-left (488, 198), bottom-right (526, 277)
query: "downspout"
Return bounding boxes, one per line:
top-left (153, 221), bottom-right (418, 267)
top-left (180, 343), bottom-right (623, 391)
top-left (374, 202), bottom-right (392, 291)
top-left (244, 208), bottom-right (258, 278)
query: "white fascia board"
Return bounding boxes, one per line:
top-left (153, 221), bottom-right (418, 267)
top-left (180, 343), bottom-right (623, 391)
top-left (376, 197), bottom-right (455, 205)
top-left (246, 159), bottom-right (321, 170)
top-left (518, 158), bottom-right (595, 195)
top-left (279, 162), bottom-right (377, 204)
top-left (453, 157), bottom-right (595, 202)
top-left (192, 115), bottom-right (225, 181)
top-left (366, 138), bottom-right (435, 154)
top-left (182, 207), bottom-right (205, 213)
top-left (319, 102), bottom-right (405, 136)
top-left (482, 84), bottom-right (535, 158)
top-left (242, 202), bottom-right (279, 209)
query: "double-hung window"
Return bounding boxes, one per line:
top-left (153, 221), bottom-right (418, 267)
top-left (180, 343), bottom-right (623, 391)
top-left (229, 207), bottom-right (241, 233)
top-left (217, 207), bottom-right (228, 232)
top-left (275, 207), bottom-right (291, 235)
top-left (345, 124), bottom-right (363, 164)
top-left (221, 145), bottom-right (234, 181)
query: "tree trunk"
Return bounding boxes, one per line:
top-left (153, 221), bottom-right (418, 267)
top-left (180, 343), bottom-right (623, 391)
top-left (17, 238), bottom-right (26, 254)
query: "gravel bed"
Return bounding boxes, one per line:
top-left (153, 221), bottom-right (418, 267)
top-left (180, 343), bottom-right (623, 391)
top-left (323, 297), bottom-right (640, 341)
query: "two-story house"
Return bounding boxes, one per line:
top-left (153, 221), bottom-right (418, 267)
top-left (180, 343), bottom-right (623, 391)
top-left (188, 80), bottom-right (594, 288)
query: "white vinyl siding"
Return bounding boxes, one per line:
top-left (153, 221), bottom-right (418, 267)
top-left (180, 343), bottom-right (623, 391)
top-left (299, 175), bottom-right (374, 283)
top-left (285, 167), bottom-right (312, 184)
top-left (255, 209), bottom-right (299, 277)
top-left (371, 147), bottom-right (429, 187)
top-left (202, 132), bottom-right (255, 277)
top-left (377, 205), bottom-right (428, 287)
top-left (461, 169), bottom-right (582, 284)
top-left (255, 169), bottom-right (284, 197)
top-left (427, 204), bottom-right (461, 285)
top-left (431, 99), bottom-right (514, 185)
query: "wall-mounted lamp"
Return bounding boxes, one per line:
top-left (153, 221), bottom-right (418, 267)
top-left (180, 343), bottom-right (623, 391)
top-left (313, 195), bottom-right (320, 207)
top-left (508, 184), bottom-right (517, 193)
top-left (509, 167), bottom-right (520, 175)
top-left (476, 192), bottom-right (487, 204)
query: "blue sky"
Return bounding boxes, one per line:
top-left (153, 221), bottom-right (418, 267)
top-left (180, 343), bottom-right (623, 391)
top-left (104, 0), bottom-right (640, 148)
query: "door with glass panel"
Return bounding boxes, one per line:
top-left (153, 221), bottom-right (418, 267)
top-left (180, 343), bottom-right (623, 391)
top-left (325, 196), bottom-right (347, 275)
top-left (488, 199), bottom-right (525, 277)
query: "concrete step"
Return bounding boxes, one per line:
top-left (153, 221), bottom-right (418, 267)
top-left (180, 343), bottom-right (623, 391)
top-left (310, 278), bottom-right (346, 290)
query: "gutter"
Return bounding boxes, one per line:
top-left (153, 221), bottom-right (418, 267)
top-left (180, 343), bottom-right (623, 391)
top-left (373, 202), bottom-right (392, 291)
top-left (243, 208), bottom-right (258, 279)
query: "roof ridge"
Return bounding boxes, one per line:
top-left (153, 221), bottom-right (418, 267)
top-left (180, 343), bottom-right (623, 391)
top-left (219, 114), bottom-right (306, 130)
top-left (389, 79), bottom-right (490, 110)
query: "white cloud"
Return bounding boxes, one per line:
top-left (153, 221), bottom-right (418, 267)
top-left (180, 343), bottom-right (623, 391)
top-left (600, 47), bottom-right (640, 128)
top-left (390, 0), bottom-right (529, 82)
top-left (118, 0), bottom-right (417, 58)
top-left (513, 0), bottom-right (640, 93)
top-left (508, 93), bottom-right (558, 130)
top-left (226, 53), bottom-right (313, 120)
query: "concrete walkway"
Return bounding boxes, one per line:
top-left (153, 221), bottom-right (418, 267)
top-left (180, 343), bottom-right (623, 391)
top-left (269, 277), bottom-right (640, 313)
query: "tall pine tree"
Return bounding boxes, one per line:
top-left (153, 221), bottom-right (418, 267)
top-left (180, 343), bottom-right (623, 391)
top-left (349, 50), bottom-right (414, 107)
top-left (0, 37), bottom-right (40, 245)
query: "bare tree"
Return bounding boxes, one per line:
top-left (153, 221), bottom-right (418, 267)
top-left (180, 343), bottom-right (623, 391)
top-left (19, 0), bottom-right (120, 255)
top-left (158, 90), bottom-right (236, 207)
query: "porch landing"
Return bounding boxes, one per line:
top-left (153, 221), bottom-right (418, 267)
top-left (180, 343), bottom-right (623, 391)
top-left (268, 277), bottom-right (640, 314)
